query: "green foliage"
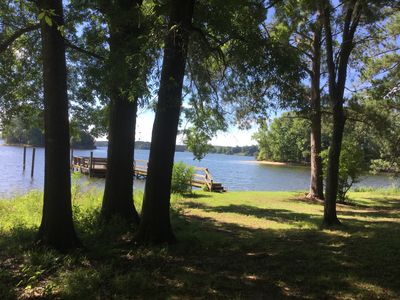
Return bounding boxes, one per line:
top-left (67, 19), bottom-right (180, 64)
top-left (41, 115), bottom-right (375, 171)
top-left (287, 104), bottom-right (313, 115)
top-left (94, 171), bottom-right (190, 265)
top-left (371, 159), bottom-right (400, 175)
top-left (2, 113), bottom-right (44, 146)
top-left (347, 93), bottom-right (399, 176)
top-left (171, 162), bottom-right (195, 194)
top-left (253, 113), bottom-right (310, 163)
top-left (0, 1), bottom-right (42, 129)
top-left (322, 139), bottom-right (366, 203)
top-left (183, 127), bottom-right (214, 160)
top-left (254, 107), bottom-right (393, 177)
top-left (70, 129), bottom-right (96, 150)
top-left (38, 9), bottom-right (56, 26)
top-left (210, 144), bottom-right (258, 156)
top-left (2, 113), bottom-right (96, 149)
top-left (337, 140), bottom-right (366, 202)
top-left (356, 9), bottom-right (400, 176)
top-left (353, 185), bottom-right (400, 194)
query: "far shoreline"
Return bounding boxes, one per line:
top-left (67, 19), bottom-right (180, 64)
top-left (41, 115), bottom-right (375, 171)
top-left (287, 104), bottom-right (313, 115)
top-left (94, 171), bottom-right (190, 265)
top-left (244, 160), bottom-right (310, 167)
top-left (0, 142), bottom-right (97, 151)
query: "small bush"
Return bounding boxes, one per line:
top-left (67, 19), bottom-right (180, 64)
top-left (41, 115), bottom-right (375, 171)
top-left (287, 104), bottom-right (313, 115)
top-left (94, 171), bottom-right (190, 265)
top-left (322, 138), bottom-right (366, 203)
top-left (171, 162), bottom-right (194, 194)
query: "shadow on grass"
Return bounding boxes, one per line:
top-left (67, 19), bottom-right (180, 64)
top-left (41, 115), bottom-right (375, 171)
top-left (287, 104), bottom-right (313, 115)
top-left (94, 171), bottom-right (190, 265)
top-left (181, 201), bottom-right (323, 227)
top-left (345, 196), bottom-right (400, 209)
top-left (0, 226), bottom-right (38, 300)
top-left (0, 200), bottom-right (399, 299)
top-left (362, 197), bottom-right (400, 208)
top-left (170, 207), bottom-right (400, 299)
top-left (339, 208), bottom-right (400, 220)
top-left (179, 192), bottom-right (213, 199)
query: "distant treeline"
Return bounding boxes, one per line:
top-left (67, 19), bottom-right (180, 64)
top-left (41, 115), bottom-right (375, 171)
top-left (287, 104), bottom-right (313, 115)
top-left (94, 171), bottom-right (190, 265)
top-left (208, 145), bottom-right (258, 156)
top-left (96, 141), bottom-right (258, 157)
top-left (2, 115), bottom-right (96, 149)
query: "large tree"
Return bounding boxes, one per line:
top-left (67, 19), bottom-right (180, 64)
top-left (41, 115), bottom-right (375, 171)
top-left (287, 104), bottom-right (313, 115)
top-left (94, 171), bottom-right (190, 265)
top-left (99, 0), bottom-right (144, 224)
top-left (136, 0), bottom-right (195, 244)
top-left (320, 0), bottom-right (398, 225)
top-left (36, 0), bottom-right (79, 250)
top-left (274, 1), bottom-right (325, 199)
top-left (308, 13), bottom-right (324, 199)
top-left (321, 0), bottom-right (362, 225)
top-left (67, 0), bottom-right (158, 223)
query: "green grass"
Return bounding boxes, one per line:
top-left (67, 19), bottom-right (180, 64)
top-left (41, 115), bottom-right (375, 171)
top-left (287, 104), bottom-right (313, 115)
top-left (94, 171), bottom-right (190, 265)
top-left (0, 187), bottom-right (399, 299)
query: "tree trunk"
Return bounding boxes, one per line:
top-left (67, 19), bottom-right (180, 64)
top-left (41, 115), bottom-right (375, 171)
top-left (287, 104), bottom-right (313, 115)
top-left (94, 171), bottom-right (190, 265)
top-left (309, 106), bottom-right (324, 199)
top-left (308, 18), bottom-right (324, 200)
top-left (324, 101), bottom-right (345, 225)
top-left (101, 94), bottom-right (140, 223)
top-left (136, 0), bottom-right (195, 244)
top-left (37, 0), bottom-right (79, 250)
top-left (100, 0), bottom-right (142, 223)
top-left (321, 0), bottom-right (361, 225)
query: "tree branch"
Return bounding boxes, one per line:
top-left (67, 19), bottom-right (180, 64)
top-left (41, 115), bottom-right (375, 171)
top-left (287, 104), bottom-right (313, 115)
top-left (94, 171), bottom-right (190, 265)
top-left (64, 39), bottom-right (105, 61)
top-left (337, 0), bottom-right (362, 98)
top-left (0, 23), bottom-right (40, 53)
top-left (189, 25), bottom-right (228, 79)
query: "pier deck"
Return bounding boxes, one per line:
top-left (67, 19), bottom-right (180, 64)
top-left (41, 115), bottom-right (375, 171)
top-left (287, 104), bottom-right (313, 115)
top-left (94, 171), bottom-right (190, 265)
top-left (72, 156), bottom-right (225, 192)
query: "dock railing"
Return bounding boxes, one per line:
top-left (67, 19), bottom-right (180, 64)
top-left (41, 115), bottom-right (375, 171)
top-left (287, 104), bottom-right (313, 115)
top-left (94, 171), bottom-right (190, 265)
top-left (72, 156), bottom-right (225, 191)
top-left (191, 167), bottom-right (214, 191)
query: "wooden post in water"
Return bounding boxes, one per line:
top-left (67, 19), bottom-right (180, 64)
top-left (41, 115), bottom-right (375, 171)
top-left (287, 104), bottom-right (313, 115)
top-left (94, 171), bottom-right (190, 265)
top-left (31, 147), bottom-right (36, 178)
top-left (89, 151), bottom-right (93, 177)
top-left (23, 146), bottom-right (27, 171)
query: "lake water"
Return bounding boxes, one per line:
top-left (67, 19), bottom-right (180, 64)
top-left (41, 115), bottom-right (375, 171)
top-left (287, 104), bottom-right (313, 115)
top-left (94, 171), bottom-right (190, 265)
top-left (0, 139), bottom-right (398, 198)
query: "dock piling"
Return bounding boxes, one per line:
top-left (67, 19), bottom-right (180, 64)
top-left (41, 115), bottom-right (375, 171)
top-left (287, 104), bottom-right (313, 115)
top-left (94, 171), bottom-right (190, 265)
top-left (31, 147), bottom-right (36, 178)
top-left (89, 151), bottom-right (93, 177)
top-left (23, 146), bottom-right (26, 171)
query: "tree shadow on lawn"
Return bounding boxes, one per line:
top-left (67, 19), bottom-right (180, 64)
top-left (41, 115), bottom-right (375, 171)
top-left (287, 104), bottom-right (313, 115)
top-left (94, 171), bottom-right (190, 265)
top-left (293, 194), bottom-right (400, 210)
top-left (339, 208), bottom-right (400, 219)
top-left (181, 201), bottom-right (323, 228)
top-left (172, 199), bottom-right (400, 299)
top-left (179, 192), bottom-right (213, 199)
top-left (0, 226), bottom-right (39, 300)
top-left (0, 203), bottom-right (399, 299)
top-left (345, 196), bottom-right (400, 209)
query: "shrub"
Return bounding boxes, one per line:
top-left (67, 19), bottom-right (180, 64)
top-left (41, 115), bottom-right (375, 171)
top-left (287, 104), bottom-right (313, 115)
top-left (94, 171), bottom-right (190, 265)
top-left (171, 162), bottom-right (195, 194)
top-left (322, 138), bottom-right (366, 203)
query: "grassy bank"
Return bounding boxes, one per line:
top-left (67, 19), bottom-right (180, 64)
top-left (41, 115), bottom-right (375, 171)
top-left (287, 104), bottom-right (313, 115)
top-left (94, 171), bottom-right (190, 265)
top-left (0, 188), bottom-right (399, 299)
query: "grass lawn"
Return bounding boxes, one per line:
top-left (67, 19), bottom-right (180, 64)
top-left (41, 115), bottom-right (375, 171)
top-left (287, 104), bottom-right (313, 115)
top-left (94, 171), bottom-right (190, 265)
top-left (0, 187), bottom-right (399, 299)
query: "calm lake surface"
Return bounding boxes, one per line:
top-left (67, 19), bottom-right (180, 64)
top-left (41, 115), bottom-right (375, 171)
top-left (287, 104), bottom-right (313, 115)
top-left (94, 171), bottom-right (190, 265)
top-left (0, 139), bottom-right (398, 198)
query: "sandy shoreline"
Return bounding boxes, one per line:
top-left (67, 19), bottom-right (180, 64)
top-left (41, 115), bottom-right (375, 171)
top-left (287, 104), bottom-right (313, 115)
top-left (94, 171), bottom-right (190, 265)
top-left (242, 160), bottom-right (310, 167)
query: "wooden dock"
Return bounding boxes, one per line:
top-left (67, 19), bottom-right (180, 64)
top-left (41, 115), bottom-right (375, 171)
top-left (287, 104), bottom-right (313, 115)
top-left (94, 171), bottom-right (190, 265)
top-left (71, 156), bottom-right (226, 192)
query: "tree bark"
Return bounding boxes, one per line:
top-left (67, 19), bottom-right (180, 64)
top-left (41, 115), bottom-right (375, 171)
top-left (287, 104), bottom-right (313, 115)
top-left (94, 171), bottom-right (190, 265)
top-left (136, 0), bottom-right (195, 244)
top-left (36, 0), bottom-right (79, 250)
top-left (324, 102), bottom-right (345, 224)
top-left (308, 17), bottom-right (324, 200)
top-left (101, 93), bottom-right (140, 223)
top-left (100, 0), bottom-right (142, 223)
